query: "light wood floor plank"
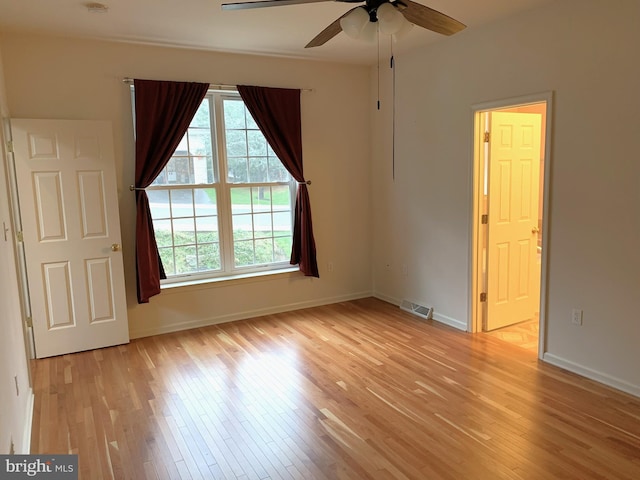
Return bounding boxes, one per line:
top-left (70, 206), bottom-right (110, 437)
top-left (31, 298), bottom-right (640, 479)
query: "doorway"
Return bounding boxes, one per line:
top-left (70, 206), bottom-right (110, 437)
top-left (470, 93), bottom-right (552, 357)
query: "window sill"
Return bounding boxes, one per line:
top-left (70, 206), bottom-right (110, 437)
top-left (160, 266), bottom-right (301, 294)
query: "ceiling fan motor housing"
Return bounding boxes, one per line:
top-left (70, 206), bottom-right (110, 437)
top-left (350, 0), bottom-right (404, 21)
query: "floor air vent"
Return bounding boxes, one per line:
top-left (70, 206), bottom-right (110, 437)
top-left (400, 300), bottom-right (433, 320)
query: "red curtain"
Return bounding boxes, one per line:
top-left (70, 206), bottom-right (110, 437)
top-left (237, 85), bottom-right (319, 277)
top-left (134, 79), bottom-right (209, 303)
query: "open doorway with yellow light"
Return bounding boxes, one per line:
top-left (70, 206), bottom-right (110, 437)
top-left (470, 93), bottom-right (552, 357)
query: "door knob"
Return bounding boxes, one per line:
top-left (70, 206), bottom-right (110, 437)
top-left (532, 227), bottom-right (540, 234)
top-left (111, 243), bottom-right (121, 252)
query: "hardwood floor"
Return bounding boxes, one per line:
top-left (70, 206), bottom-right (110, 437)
top-left (31, 298), bottom-right (640, 479)
top-left (483, 319), bottom-right (539, 352)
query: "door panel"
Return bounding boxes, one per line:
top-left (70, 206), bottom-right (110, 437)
top-left (11, 119), bottom-right (129, 358)
top-left (33, 171), bottom-right (66, 241)
top-left (78, 171), bottom-right (108, 238)
top-left (485, 112), bottom-right (541, 331)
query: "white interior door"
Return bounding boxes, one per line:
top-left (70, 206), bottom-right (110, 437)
top-left (11, 119), bottom-right (129, 358)
top-left (485, 112), bottom-right (542, 331)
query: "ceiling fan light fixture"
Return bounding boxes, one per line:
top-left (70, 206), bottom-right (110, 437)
top-left (359, 20), bottom-right (378, 43)
top-left (392, 16), bottom-right (414, 41)
top-left (339, 7), bottom-right (369, 40)
top-left (376, 3), bottom-right (404, 35)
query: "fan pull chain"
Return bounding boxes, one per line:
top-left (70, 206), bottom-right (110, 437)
top-left (377, 26), bottom-right (381, 110)
top-left (391, 37), bottom-right (396, 180)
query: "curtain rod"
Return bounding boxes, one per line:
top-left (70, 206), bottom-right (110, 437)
top-left (122, 78), bottom-right (312, 92)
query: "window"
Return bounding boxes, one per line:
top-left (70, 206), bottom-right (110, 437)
top-left (147, 91), bottom-right (295, 282)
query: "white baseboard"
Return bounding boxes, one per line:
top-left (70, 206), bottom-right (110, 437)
top-left (373, 293), bottom-right (467, 331)
top-left (130, 291), bottom-right (372, 339)
top-left (543, 353), bottom-right (640, 398)
top-left (372, 292), bottom-right (400, 306)
top-left (22, 387), bottom-right (34, 454)
top-left (431, 312), bottom-right (467, 331)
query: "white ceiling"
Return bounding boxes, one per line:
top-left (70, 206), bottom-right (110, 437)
top-left (0, 0), bottom-right (556, 65)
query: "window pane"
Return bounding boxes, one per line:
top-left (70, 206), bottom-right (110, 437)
top-left (227, 157), bottom-right (248, 183)
top-left (159, 248), bottom-right (175, 275)
top-left (194, 188), bottom-right (217, 217)
top-left (266, 142), bottom-right (276, 157)
top-left (167, 157), bottom-right (192, 185)
top-left (174, 245), bottom-right (198, 274)
top-left (172, 219), bottom-right (195, 245)
top-left (271, 186), bottom-right (291, 212)
top-left (192, 156), bottom-right (213, 184)
top-left (254, 238), bottom-right (274, 264)
top-left (170, 189), bottom-right (194, 217)
top-left (226, 130), bottom-right (247, 157)
top-left (149, 190), bottom-right (170, 218)
top-left (231, 188), bottom-right (251, 214)
top-left (273, 212), bottom-right (292, 236)
top-left (197, 243), bottom-right (220, 271)
top-left (153, 219), bottom-right (173, 248)
top-left (232, 213), bottom-right (252, 234)
top-left (251, 186), bottom-right (271, 210)
top-left (253, 213), bottom-right (272, 237)
top-left (274, 237), bottom-right (292, 262)
top-left (268, 158), bottom-right (290, 182)
top-left (191, 100), bottom-right (211, 128)
top-left (234, 239), bottom-right (254, 267)
top-left (223, 99), bottom-right (246, 129)
top-left (196, 217), bottom-right (219, 243)
top-left (152, 158), bottom-right (176, 186)
top-left (203, 156), bottom-right (216, 184)
top-left (189, 128), bottom-right (213, 157)
top-left (248, 158), bottom-right (269, 183)
top-left (246, 112), bottom-right (259, 130)
top-left (175, 136), bottom-right (189, 155)
top-left (247, 130), bottom-right (267, 156)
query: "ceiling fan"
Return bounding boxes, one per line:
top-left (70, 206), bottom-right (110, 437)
top-left (221, 0), bottom-right (466, 48)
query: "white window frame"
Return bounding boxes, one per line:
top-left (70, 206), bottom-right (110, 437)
top-left (142, 89), bottom-right (297, 285)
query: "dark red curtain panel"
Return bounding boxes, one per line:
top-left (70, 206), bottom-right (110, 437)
top-left (134, 79), bottom-right (209, 303)
top-left (237, 85), bottom-right (319, 277)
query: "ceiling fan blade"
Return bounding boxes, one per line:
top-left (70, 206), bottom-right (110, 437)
top-left (305, 7), bottom-right (359, 48)
top-left (222, 0), bottom-right (333, 11)
top-left (398, 0), bottom-right (466, 36)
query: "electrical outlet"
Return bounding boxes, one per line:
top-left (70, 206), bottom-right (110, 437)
top-left (401, 264), bottom-right (408, 276)
top-left (327, 262), bottom-right (334, 272)
top-left (571, 308), bottom-right (583, 326)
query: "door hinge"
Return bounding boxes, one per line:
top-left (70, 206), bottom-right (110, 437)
top-left (480, 292), bottom-right (487, 302)
top-left (25, 317), bottom-right (33, 328)
top-left (6, 140), bottom-right (13, 153)
top-left (16, 231), bottom-right (24, 243)
top-left (483, 132), bottom-right (490, 143)
top-left (481, 214), bottom-right (488, 225)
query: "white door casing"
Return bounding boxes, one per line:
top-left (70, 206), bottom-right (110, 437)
top-left (485, 112), bottom-right (542, 331)
top-left (11, 119), bottom-right (129, 358)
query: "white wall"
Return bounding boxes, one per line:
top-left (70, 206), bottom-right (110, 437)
top-left (0, 37), bottom-right (33, 454)
top-left (372, 0), bottom-right (640, 394)
top-left (0, 34), bottom-right (373, 338)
